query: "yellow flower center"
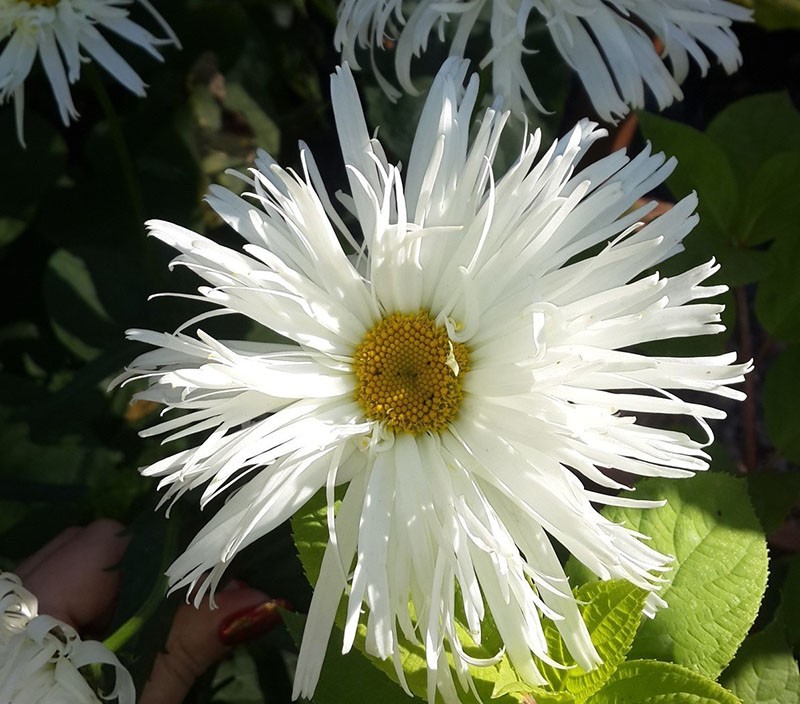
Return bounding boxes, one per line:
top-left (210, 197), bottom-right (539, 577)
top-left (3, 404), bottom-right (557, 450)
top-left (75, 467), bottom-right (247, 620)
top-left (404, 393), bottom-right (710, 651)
top-left (20, 0), bottom-right (60, 6)
top-left (353, 311), bottom-right (470, 435)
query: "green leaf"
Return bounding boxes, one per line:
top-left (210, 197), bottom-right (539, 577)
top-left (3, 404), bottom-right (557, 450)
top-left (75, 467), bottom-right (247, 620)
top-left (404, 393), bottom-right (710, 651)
top-left (0, 217), bottom-right (26, 247)
top-left (586, 660), bottom-right (741, 704)
top-left (537, 580), bottom-right (647, 702)
top-left (569, 474), bottom-right (768, 679)
top-left (756, 234), bottom-right (800, 343)
top-left (753, 0), bottom-right (800, 29)
top-left (763, 347), bottom-right (800, 462)
top-left (700, 245), bottom-right (773, 287)
top-left (775, 556), bottom-right (800, 651)
top-left (43, 246), bottom-right (150, 362)
top-left (746, 471), bottom-right (800, 534)
top-left (43, 248), bottom-right (118, 361)
top-left (522, 687), bottom-right (576, 704)
top-left (637, 111), bottom-right (738, 234)
top-left (283, 612), bottom-right (424, 704)
top-left (739, 151), bottom-right (800, 246)
top-left (720, 624), bottom-right (800, 704)
top-left (706, 93), bottom-right (800, 190)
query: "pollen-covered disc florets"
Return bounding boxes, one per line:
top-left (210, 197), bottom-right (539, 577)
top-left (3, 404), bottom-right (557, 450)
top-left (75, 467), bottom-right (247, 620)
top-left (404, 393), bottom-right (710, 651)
top-left (353, 311), bottom-right (469, 435)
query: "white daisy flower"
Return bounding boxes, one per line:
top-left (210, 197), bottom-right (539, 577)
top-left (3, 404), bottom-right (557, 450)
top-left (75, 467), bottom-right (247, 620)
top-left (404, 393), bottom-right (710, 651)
top-left (0, 572), bottom-right (135, 704)
top-left (0, 0), bottom-right (180, 145)
top-left (117, 60), bottom-right (750, 702)
top-left (335, 0), bottom-right (752, 120)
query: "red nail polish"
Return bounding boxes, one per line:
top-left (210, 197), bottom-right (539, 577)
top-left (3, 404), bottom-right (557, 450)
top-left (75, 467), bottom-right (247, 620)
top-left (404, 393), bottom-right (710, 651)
top-left (218, 598), bottom-right (292, 645)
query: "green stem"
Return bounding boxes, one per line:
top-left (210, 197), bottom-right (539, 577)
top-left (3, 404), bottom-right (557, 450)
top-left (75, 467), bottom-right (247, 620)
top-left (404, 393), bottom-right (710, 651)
top-left (102, 517), bottom-right (179, 653)
top-left (85, 65), bottom-right (163, 292)
top-left (102, 583), bottom-right (166, 653)
top-left (85, 65), bottom-right (145, 229)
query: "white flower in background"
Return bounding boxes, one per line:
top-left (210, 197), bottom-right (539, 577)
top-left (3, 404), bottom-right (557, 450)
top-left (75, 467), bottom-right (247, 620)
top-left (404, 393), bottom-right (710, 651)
top-left (0, 572), bottom-right (135, 704)
top-left (0, 0), bottom-right (180, 145)
top-left (335, 0), bottom-right (752, 120)
top-left (117, 60), bottom-right (750, 702)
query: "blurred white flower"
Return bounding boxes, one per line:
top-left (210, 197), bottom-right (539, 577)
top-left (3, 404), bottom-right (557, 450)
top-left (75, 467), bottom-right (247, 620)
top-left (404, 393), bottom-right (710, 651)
top-left (0, 572), bottom-right (135, 704)
top-left (335, 0), bottom-right (752, 120)
top-left (118, 60), bottom-right (750, 702)
top-left (0, 0), bottom-right (180, 145)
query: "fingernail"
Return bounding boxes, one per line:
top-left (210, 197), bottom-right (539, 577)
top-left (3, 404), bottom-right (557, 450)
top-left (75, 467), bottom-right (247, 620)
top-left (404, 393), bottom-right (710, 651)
top-left (218, 598), bottom-right (292, 645)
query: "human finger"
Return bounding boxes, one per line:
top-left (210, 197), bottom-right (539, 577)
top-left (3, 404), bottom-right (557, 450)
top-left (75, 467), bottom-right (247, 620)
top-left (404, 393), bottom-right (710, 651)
top-left (140, 583), bottom-right (284, 704)
top-left (17, 519), bottom-right (129, 631)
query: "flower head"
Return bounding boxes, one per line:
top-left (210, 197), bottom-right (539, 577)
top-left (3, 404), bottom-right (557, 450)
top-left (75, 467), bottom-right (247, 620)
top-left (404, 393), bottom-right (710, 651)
top-left (336, 0), bottom-right (752, 120)
top-left (0, 572), bottom-right (135, 704)
top-left (0, 0), bottom-right (180, 144)
top-left (118, 60), bottom-right (750, 701)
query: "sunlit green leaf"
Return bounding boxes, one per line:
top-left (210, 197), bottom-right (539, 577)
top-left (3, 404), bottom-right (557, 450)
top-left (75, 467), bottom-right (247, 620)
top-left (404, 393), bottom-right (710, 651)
top-left (587, 660), bottom-right (741, 704)
top-left (568, 474), bottom-right (768, 679)
top-left (626, 475), bottom-right (768, 677)
top-left (538, 580), bottom-right (648, 702)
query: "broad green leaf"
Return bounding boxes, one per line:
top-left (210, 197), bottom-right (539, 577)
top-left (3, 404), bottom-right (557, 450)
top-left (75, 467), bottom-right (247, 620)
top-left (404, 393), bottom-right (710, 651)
top-left (586, 660), bottom-right (741, 704)
top-left (739, 151), bottom-right (800, 246)
top-left (520, 686), bottom-right (576, 704)
top-left (706, 93), bottom-right (800, 189)
top-left (720, 624), bottom-right (800, 704)
top-left (756, 232), bottom-right (800, 343)
top-left (43, 249), bottom-right (117, 361)
top-left (568, 474), bottom-right (768, 678)
top-left (637, 111), bottom-right (738, 233)
top-left (283, 612), bottom-right (424, 704)
top-left (538, 580), bottom-right (648, 702)
top-left (746, 471), bottom-right (800, 534)
top-left (43, 246), bottom-right (150, 363)
top-left (775, 556), bottom-right (800, 651)
top-left (763, 347), bottom-right (800, 461)
top-left (699, 245), bottom-right (772, 287)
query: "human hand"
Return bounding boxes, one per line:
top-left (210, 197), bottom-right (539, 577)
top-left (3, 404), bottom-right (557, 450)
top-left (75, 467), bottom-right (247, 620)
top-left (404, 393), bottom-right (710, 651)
top-left (16, 519), bottom-right (279, 704)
